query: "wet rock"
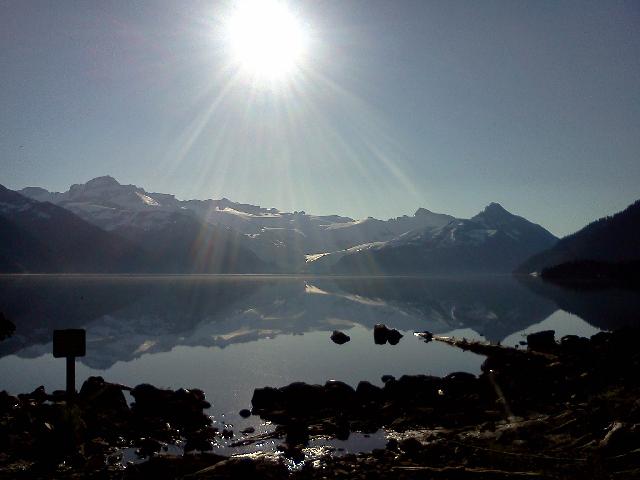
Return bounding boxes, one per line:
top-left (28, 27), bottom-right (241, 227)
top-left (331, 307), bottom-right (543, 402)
top-left (18, 385), bottom-right (47, 405)
top-left (324, 380), bottom-right (356, 408)
top-left (0, 391), bottom-right (19, 413)
top-left (79, 376), bottom-right (129, 413)
top-left (283, 422), bottom-right (309, 446)
top-left (278, 382), bottom-right (325, 412)
top-left (444, 372), bottom-right (478, 395)
top-left (330, 330), bottom-right (351, 345)
top-left (239, 408), bottom-right (251, 418)
top-left (399, 437), bottom-right (423, 456)
top-left (387, 329), bottom-right (403, 345)
top-left (136, 437), bottom-right (163, 457)
top-left (415, 330), bottom-right (433, 342)
top-left (560, 335), bottom-right (590, 354)
top-left (131, 384), bottom-right (212, 434)
top-left (185, 427), bottom-right (217, 452)
top-left (251, 387), bottom-right (282, 411)
top-left (356, 381), bottom-right (383, 403)
top-left (374, 324), bottom-right (389, 344)
top-left (383, 375), bottom-right (441, 403)
top-left (527, 330), bottom-right (556, 352)
top-left (241, 426), bottom-right (255, 434)
top-left (374, 324), bottom-right (403, 345)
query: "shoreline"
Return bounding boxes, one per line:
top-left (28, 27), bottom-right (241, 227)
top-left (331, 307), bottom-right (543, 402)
top-left (1, 328), bottom-right (639, 478)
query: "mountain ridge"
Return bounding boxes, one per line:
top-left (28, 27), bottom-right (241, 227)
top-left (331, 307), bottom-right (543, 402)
top-left (7, 176), bottom-right (561, 274)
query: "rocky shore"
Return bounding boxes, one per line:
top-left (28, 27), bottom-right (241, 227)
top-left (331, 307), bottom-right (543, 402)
top-left (1, 328), bottom-right (639, 479)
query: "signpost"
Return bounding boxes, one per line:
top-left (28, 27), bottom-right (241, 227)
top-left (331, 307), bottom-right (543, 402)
top-left (53, 329), bottom-right (86, 398)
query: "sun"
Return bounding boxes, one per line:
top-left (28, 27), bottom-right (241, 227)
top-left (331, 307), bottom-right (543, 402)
top-left (224, 0), bottom-right (308, 81)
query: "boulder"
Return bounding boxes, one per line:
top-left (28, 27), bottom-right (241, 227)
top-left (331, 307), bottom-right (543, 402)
top-left (324, 380), bottom-right (356, 408)
top-left (355, 381), bottom-right (383, 403)
top-left (330, 330), bottom-right (351, 345)
top-left (374, 324), bottom-right (403, 345)
top-left (79, 376), bottom-right (129, 413)
top-left (527, 330), bottom-right (556, 352)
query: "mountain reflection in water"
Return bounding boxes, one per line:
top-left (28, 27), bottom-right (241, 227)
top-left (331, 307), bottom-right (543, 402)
top-left (0, 275), bottom-right (637, 422)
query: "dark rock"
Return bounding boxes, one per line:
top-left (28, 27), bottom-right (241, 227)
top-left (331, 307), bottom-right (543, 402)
top-left (384, 375), bottom-right (441, 403)
top-left (330, 330), bottom-right (351, 345)
top-left (251, 387), bottom-right (283, 411)
top-left (239, 408), bottom-right (251, 418)
top-left (283, 422), bottom-right (309, 446)
top-left (374, 324), bottom-right (389, 344)
top-left (131, 384), bottom-right (211, 433)
top-left (241, 426), bottom-right (255, 434)
top-left (374, 324), bottom-right (403, 345)
top-left (527, 330), bottom-right (556, 352)
top-left (80, 376), bottom-right (129, 413)
top-left (444, 372), bottom-right (478, 395)
top-left (0, 391), bottom-right (19, 413)
top-left (185, 426), bottom-right (218, 452)
top-left (279, 382), bottom-right (325, 411)
top-left (18, 385), bottom-right (47, 404)
top-left (387, 328), bottom-right (403, 345)
top-left (416, 330), bottom-right (433, 342)
top-left (386, 438), bottom-right (399, 451)
top-left (324, 380), bottom-right (356, 408)
top-left (399, 437), bottom-right (423, 456)
top-left (381, 375), bottom-right (395, 383)
top-left (136, 437), bottom-right (162, 457)
top-left (560, 335), bottom-right (591, 354)
top-left (356, 381), bottom-right (383, 403)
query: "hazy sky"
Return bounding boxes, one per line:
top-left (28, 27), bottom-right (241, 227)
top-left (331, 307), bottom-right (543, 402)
top-left (1, 0), bottom-right (639, 236)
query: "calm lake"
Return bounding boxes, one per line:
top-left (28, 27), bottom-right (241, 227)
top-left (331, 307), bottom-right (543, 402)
top-left (1, 275), bottom-right (638, 454)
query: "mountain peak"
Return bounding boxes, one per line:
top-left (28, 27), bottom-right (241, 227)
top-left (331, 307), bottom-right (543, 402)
top-left (85, 176), bottom-right (120, 188)
top-left (414, 207), bottom-right (434, 217)
top-left (483, 202), bottom-right (508, 213)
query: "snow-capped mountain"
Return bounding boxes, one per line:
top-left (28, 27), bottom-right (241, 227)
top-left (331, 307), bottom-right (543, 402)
top-left (322, 203), bottom-right (558, 274)
top-left (18, 176), bottom-right (456, 271)
top-left (0, 184), bottom-right (144, 272)
top-left (11, 176), bottom-right (558, 274)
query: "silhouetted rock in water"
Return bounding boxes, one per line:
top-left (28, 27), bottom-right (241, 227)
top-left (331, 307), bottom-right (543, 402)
top-left (131, 384), bottom-right (212, 437)
top-left (415, 330), bottom-right (433, 342)
top-left (526, 330), bottom-right (556, 352)
top-left (0, 312), bottom-right (15, 340)
top-left (79, 376), bottom-right (129, 413)
top-left (239, 408), bottom-right (251, 418)
top-left (330, 330), bottom-right (350, 345)
top-left (373, 323), bottom-right (403, 345)
top-left (381, 374), bottom-right (395, 383)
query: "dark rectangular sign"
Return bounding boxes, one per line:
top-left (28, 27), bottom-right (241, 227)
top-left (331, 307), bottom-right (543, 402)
top-left (53, 329), bottom-right (86, 358)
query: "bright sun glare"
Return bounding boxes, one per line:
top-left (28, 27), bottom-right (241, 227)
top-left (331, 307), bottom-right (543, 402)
top-left (225, 0), bottom-right (308, 81)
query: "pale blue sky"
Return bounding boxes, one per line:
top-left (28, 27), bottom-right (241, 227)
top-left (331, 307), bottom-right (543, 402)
top-left (1, 0), bottom-right (639, 236)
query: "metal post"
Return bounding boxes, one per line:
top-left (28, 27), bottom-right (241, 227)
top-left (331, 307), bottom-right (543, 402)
top-left (66, 356), bottom-right (75, 398)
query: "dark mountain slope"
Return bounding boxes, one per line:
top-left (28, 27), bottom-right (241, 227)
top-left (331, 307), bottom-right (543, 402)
top-left (0, 185), bottom-right (145, 273)
top-left (517, 199), bottom-right (640, 274)
top-left (330, 203), bottom-right (558, 274)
